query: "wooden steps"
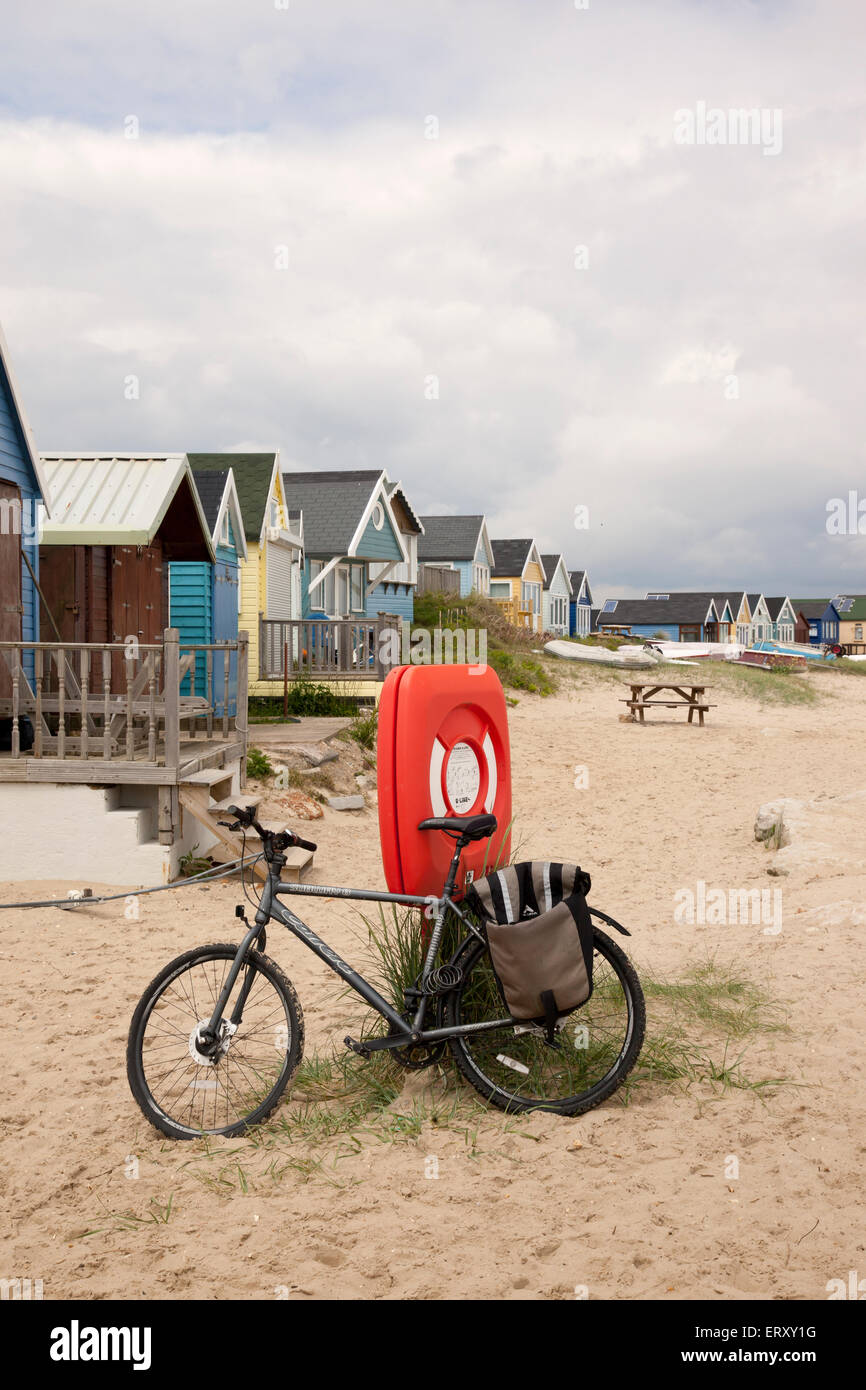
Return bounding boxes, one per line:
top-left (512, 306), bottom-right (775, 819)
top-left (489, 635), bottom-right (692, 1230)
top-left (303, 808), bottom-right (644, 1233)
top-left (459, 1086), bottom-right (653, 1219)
top-left (178, 775), bottom-right (314, 882)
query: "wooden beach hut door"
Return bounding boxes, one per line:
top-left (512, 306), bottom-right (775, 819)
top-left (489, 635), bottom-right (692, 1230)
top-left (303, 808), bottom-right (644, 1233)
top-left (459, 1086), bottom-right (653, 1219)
top-left (111, 542), bottom-right (164, 688)
top-left (0, 481), bottom-right (22, 699)
top-left (212, 559), bottom-right (238, 717)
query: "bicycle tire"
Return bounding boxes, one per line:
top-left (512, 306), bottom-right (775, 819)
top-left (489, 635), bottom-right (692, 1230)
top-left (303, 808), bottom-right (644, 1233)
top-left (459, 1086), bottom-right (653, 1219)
top-left (444, 925), bottom-right (645, 1115)
top-left (127, 943), bottom-right (304, 1140)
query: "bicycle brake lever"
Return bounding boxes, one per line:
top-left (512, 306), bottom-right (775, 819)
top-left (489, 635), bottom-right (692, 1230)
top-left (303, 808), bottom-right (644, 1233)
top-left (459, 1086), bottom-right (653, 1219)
top-left (217, 820), bottom-right (242, 831)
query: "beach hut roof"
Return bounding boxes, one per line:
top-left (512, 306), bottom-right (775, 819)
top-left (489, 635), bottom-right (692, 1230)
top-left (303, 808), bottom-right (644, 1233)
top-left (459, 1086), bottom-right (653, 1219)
top-left (491, 538), bottom-right (539, 578)
top-left (539, 554), bottom-right (573, 592)
top-left (791, 599), bottom-right (833, 618)
top-left (385, 479), bottom-right (424, 535)
top-left (189, 452), bottom-right (281, 543)
top-left (418, 514), bottom-right (486, 562)
top-left (190, 467), bottom-right (248, 560)
top-left (597, 594), bottom-right (719, 627)
top-left (283, 469), bottom-right (408, 561)
top-left (763, 596), bottom-right (793, 622)
top-left (39, 453), bottom-right (214, 559)
top-left (832, 595), bottom-right (866, 620)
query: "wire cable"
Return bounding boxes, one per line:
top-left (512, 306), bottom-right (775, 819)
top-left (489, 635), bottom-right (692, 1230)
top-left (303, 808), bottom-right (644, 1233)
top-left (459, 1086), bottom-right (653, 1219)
top-left (0, 851), bottom-right (265, 913)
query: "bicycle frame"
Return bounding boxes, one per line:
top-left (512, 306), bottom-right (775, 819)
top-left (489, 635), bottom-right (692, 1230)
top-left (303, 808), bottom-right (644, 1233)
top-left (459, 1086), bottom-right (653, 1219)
top-left (202, 839), bottom-right (514, 1054)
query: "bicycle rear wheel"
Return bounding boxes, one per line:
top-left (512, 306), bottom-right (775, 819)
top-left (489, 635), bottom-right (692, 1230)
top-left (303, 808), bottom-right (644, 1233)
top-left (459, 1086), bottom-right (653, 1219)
top-left (444, 924), bottom-right (645, 1115)
top-left (127, 943), bottom-right (304, 1139)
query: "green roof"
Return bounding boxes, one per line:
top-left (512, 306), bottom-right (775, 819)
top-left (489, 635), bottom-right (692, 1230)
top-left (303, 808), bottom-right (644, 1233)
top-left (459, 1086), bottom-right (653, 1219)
top-left (833, 595), bottom-right (866, 621)
top-left (188, 452), bottom-right (276, 542)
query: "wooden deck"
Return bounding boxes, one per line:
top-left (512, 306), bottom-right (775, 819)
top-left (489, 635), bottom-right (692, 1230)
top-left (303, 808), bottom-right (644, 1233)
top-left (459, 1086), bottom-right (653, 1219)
top-left (0, 628), bottom-right (249, 783)
top-left (0, 736), bottom-right (246, 784)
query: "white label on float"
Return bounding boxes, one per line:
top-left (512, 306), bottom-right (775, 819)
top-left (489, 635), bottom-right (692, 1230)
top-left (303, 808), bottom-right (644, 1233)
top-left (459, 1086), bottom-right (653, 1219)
top-left (428, 738), bottom-right (448, 817)
top-left (482, 730), bottom-right (497, 811)
top-left (445, 741), bottom-right (481, 813)
top-left (496, 1054), bottom-right (530, 1075)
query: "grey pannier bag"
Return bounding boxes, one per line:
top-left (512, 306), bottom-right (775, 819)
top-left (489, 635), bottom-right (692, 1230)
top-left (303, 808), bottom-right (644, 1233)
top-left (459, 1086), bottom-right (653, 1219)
top-left (464, 862), bottom-right (594, 1043)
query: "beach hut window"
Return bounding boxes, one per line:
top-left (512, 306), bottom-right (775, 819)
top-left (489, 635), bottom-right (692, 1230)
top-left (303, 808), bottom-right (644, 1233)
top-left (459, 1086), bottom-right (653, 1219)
top-left (220, 511), bottom-right (230, 547)
top-left (521, 581), bottom-right (541, 615)
top-left (337, 566), bottom-right (349, 615)
top-left (856, 624), bottom-right (863, 640)
top-left (351, 565), bottom-right (364, 611)
top-left (602, 599), bottom-right (618, 613)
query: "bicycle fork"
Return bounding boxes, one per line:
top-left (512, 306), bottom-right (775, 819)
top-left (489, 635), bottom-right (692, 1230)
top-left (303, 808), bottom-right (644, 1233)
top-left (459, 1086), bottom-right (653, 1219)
top-left (197, 919), bottom-right (265, 1054)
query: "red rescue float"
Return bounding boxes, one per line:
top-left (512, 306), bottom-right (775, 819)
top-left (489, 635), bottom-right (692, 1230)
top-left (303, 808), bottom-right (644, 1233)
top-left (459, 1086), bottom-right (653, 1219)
top-left (377, 664), bottom-right (512, 897)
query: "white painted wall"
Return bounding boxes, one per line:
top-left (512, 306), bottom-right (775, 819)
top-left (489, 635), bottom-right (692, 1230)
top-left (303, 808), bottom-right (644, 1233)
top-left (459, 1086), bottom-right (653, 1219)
top-left (0, 759), bottom-right (242, 886)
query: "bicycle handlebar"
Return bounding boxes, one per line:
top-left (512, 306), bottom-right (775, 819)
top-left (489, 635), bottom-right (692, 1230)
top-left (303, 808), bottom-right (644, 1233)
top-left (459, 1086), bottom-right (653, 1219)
top-left (219, 804), bottom-right (318, 854)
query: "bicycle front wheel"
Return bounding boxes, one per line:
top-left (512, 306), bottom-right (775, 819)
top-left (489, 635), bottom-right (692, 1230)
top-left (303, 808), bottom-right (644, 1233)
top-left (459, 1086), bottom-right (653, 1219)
top-left (127, 943), bottom-right (304, 1139)
top-left (444, 924), bottom-right (645, 1115)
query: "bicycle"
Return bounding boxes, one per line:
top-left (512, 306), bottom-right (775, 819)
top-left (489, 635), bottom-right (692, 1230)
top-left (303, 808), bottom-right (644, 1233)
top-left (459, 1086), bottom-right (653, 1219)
top-left (127, 807), bottom-right (646, 1139)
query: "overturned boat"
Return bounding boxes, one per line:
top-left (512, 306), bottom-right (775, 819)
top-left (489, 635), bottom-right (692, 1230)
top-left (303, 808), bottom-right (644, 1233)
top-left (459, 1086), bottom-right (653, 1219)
top-left (750, 639), bottom-right (837, 662)
top-left (544, 639), bottom-right (660, 669)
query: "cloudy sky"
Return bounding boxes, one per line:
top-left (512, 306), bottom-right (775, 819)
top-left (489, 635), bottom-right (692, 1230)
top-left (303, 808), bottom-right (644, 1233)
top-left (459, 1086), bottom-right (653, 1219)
top-left (1, 0), bottom-right (863, 597)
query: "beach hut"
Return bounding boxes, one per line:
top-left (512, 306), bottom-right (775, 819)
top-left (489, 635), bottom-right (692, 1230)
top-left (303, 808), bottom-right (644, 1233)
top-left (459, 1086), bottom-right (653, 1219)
top-left (365, 477), bottom-right (425, 622)
top-left (598, 593), bottom-right (722, 642)
top-left (279, 469), bottom-right (411, 621)
top-left (169, 468), bottom-right (247, 715)
top-left (791, 599), bottom-right (840, 647)
top-left (764, 597), bottom-right (797, 645)
top-left (38, 453), bottom-right (214, 686)
top-left (417, 514), bottom-right (494, 597)
top-left (490, 539), bottom-right (546, 632)
top-left (711, 592), bottom-right (752, 645)
top-left (189, 453), bottom-right (304, 695)
top-left (710, 596), bottom-right (738, 644)
top-left (832, 596), bottom-right (866, 654)
top-left (568, 570), bottom-right (594, 637)
top-left (746, 594), bottom-right (773, 645)
top-left (540, 554), bottom-right (572, 635)
top-left (0, 321), bottom-right (51, 699)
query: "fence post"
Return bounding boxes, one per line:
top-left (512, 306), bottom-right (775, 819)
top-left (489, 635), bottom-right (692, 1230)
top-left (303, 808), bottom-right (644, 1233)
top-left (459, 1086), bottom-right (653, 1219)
top-left (163, 627), bottom-right (180, 771)
top-left (237, 630), bottom-right (249, 788)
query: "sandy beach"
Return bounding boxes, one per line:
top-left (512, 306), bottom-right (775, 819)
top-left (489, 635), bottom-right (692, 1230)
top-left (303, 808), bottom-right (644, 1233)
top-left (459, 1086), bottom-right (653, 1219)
top-left (2, 664), bottom-right (865, 1301)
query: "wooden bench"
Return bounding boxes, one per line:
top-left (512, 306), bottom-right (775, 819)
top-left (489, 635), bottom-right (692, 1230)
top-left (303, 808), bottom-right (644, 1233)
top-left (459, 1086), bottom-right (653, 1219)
top-left (620, 682), bottom-right (717, 726)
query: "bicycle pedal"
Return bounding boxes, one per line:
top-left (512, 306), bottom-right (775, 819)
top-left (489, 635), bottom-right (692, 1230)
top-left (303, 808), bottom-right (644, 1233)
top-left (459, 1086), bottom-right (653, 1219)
top-left (344, 1035), bottom-right (371, 1059)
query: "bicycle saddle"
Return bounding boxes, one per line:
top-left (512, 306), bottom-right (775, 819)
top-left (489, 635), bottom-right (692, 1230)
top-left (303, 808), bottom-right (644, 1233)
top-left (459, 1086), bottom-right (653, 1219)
top-left (417, 814), bottom-right (497, 842)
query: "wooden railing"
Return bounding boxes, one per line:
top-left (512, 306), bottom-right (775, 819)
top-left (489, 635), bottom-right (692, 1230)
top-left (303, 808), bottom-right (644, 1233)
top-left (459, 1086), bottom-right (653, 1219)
top-left (416, 564), bottom-right (461, 596)
top-left (259, 615), bottom-right (399, 682)
top-left (0, 629), bottom-right (249, 768)
top-left (491, 597), bottom-right (537, 629)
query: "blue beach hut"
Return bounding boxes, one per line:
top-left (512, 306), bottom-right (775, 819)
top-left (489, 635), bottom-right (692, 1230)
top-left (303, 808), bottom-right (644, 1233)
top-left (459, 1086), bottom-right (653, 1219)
top-left (169, 468), bottom-right (247, 715)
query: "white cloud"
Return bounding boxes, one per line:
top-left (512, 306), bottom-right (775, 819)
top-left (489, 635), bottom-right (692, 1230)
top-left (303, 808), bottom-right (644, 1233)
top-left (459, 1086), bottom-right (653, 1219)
top-left (0, 0), bottom-right (863, 592)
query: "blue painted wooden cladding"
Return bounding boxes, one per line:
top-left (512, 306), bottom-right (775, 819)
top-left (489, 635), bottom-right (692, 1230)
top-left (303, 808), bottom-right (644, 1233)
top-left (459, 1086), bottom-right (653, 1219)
top-left (212, 559), bottom-right (239, 715)
top-left (169, 559), bottom-right (239, 715)
top-left (0, 355), bottom-right (42, 658)
top-left (569, 597), bottom-right (592, 636)
top-left (365, 582), bottom-right (414, 623)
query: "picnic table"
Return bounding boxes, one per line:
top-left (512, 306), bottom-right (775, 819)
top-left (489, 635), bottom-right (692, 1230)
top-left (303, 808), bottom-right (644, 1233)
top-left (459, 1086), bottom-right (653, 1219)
top-left (620, 681), bottom-right (716, 726)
